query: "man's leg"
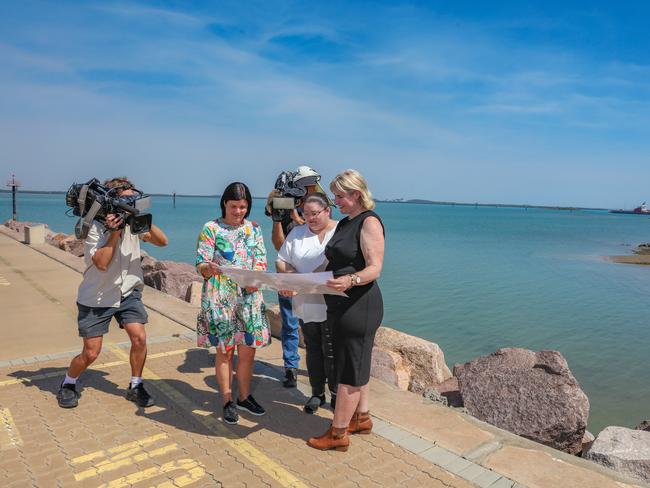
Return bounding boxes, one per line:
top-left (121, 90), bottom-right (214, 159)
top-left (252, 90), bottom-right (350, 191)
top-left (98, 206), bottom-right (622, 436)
top-left (58, 301), bottom-right (112, 409)
top-left (278, 294), bottom-right (300, 387)
top-left (67, 336), bottom-right (104, 378)
top-left (57, 336), bottom-right (104, 408)
top-left (123, 322), bottom-right (147, 377)
top-left (122, 322), bottom-right (154, 407)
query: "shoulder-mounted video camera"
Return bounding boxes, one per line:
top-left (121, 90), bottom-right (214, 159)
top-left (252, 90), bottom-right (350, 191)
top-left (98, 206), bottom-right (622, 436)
top-left (66, 178), bottom-right (152, 238)
top-left (265, 166), bottom-right (322, 222)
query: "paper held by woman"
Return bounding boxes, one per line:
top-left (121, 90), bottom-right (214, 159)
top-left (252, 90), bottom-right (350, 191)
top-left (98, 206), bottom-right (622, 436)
top-left (218, 265), bottom-right (347, 296)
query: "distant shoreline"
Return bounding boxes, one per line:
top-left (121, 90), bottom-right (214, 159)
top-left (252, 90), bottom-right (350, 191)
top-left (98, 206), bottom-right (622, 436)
top-left (0, 189), bottom-right (608, 212)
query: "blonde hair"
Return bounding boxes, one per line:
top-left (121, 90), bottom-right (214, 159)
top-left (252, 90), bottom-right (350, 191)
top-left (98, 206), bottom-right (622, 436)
top-left (330, 169), bottom-right (375, 210)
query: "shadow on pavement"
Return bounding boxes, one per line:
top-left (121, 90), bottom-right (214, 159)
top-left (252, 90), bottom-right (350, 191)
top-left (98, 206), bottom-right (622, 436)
top-left (9, 367), bottom-right (123, 398)
top-left (141, 348), bottom-right (332, 442)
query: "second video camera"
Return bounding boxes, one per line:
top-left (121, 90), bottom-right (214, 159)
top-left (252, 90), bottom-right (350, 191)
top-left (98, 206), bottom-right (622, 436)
top-left (267, 166), bottom-right (321, 222)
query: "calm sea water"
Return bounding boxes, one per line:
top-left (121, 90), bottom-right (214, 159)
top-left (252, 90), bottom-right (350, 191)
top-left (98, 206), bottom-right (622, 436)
top-left (2, 192), bottom-right (649, 433)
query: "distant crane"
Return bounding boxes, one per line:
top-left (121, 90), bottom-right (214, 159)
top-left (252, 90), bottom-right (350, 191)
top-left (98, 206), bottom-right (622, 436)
top-left (6, 174), bottom-right (20, 221)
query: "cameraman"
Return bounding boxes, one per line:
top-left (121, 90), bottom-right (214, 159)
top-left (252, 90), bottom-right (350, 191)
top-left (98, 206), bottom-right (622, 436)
top-left (57, 177), bottom-right (168, 409)
top-left (267, 166), bottom-right (323, 388)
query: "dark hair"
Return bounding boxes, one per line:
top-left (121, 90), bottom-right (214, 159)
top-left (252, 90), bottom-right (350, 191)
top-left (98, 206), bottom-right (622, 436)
top-left (303, 192), bottom-right (330, 209)
top-left (220, 182), bottom-right (252, 218)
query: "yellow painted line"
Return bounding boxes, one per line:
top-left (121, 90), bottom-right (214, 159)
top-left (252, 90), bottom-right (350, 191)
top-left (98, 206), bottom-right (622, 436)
top-left (0, 349), bottom-right (188, 387)
top-left (72, 433), bottom-right (168, 464)
top-left (97, 458), bottom-right (204, 488)
top-left (74, 443), bottom-right (179, 481)
top-left (0, 407), bottom-right (23, 450)
top-left (108, 344), bottom-right (308, 488)
top-left (191, 409), bottom-right (212, 416)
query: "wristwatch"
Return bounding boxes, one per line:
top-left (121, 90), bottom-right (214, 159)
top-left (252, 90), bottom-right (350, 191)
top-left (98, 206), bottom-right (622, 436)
top-left (350, 274), bottom-right (362, 287)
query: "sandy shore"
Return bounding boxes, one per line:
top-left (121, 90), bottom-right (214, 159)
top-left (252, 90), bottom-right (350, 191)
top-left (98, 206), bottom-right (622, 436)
top-left (607, 254), bottom-right (650, 265)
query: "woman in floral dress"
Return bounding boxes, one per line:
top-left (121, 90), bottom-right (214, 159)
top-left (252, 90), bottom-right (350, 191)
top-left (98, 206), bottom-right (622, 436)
top-left (196, 182), bottom-right (270, 424)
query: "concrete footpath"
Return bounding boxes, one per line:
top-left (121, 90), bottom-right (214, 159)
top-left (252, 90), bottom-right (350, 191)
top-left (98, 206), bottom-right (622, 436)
top-left (0, 226), bottom-right (646, 488)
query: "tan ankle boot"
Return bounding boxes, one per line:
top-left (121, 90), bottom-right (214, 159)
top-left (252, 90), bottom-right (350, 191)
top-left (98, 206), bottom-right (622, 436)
top-left (348, 411), bottom-right (372, 434)
top-left (307, 425), bottom-right (349, 451)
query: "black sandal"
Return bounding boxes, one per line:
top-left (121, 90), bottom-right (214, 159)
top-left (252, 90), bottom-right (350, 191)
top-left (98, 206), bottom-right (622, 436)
top-left (304, 394), bottom-right (326, 414)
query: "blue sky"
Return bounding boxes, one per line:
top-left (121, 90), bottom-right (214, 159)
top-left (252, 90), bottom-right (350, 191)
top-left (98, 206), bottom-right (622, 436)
top-left (0, 1), bottom-right (649, 207)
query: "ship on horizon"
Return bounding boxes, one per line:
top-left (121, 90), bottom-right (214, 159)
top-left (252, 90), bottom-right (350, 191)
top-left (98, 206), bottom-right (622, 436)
top-left (610, 202), bottom-right (650, 215)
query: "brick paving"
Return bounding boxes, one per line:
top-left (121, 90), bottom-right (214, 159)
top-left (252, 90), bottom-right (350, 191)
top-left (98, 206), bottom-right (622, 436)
top-left (0, 338), bottom-right (474, 488)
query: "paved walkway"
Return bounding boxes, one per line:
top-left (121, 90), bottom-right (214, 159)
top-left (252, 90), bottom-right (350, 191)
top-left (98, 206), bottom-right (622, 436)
top-left (0, 226), bottom-right (646, 488)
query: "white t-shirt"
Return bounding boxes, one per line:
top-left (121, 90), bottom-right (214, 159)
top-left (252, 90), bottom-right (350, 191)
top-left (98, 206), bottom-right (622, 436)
top-left (277, 222), bottom-right (338, 323)
top-left (77, 221), bottom-right (144, 308)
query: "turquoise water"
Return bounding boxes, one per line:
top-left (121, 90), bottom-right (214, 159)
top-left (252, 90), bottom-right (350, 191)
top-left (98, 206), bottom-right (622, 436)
top-left (2, 192), bottom-right (649, 434)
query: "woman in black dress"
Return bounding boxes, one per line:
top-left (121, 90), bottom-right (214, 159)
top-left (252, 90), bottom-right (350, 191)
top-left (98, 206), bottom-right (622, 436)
top-left (308, 169), bottom-right (385, 452)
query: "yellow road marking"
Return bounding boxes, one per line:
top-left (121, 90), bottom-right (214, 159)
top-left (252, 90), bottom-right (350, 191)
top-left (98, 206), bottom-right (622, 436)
top-left (108, 344), bottom-right (308, 488)
top-left (0, 348), bottom-right (188, 387)
top-left (72, 433), bottom-right (169, 464)
top-left (0, 407), bottom-right (22, 450)
top-left (74, 443), bottom-right (179, 481)
top-left (191, 409), bottom-right (212, 416)
top-left (97, 459), bottom-right (204, 488)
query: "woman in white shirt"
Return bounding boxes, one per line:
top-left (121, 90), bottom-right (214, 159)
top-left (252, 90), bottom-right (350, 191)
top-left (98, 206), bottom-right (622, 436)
top-left (277, 193), bottom-right (338, 414)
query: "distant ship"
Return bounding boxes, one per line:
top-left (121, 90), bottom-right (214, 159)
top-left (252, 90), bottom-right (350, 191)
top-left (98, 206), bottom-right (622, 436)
top-left (610, 202), bottom-right (650, 215)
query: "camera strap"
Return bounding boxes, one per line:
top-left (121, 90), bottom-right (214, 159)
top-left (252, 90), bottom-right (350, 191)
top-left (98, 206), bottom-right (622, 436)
top-left (74, 184), bottom-right (102, 239)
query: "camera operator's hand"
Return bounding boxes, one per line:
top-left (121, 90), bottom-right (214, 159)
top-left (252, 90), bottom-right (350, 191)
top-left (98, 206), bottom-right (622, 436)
top-left (290, 208), bottom-right (305, 225)
top-left (105, 214), bottom-right (123, 232)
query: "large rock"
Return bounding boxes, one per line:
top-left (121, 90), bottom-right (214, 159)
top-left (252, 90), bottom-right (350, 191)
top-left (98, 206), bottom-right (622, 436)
top-left (584, 426), bottom-right (650, 483)
top-left (58, 235), bottom-right (84, 256)
top-left (143, 259), bottom-right (200, 301)
top-left (370, 347), bottom-right (410, 390)
top-left (454, 348), bottom-right (589, 454)
top-left (373, 327), bottom-right (452, 393)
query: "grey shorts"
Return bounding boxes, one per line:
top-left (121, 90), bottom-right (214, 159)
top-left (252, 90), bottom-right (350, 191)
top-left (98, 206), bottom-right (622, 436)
top-left (77, 289), bottom-right (148, 338)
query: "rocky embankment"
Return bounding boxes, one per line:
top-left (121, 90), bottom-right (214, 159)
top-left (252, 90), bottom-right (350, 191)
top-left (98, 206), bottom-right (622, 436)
top-left (6, 219), bottom-right (650, 484)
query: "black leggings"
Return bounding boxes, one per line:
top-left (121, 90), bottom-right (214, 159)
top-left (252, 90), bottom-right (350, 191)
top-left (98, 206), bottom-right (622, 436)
top-left (300, 320), bottom-right (337, 397)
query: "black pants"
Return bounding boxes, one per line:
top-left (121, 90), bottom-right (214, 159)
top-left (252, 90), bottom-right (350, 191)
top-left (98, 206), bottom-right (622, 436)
top-left (300, 320), bottom-right (337, 397)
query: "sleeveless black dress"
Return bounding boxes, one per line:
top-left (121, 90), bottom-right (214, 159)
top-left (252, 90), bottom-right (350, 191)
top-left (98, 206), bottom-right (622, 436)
top-left (325, 210), bottom-right (384, 387)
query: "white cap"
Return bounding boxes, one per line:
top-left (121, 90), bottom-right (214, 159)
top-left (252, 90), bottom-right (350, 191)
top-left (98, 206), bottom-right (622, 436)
top-left (294, 165), bottom-right (320, 183)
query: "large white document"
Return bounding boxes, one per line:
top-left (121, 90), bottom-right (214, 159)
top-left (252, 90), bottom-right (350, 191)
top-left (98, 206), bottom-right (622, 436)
top-left (219, 267), bottom-right (347, 296)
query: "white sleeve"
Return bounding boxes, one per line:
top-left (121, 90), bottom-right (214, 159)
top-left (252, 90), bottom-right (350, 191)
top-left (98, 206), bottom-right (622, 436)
top-left (277, 228), bottom-right (296, 265)
top-left (83, 222), bottom-right (108, 267)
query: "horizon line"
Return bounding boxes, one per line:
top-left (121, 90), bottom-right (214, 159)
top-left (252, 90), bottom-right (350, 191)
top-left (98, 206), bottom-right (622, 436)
top-left (0, 188), bottom-right (610, 212)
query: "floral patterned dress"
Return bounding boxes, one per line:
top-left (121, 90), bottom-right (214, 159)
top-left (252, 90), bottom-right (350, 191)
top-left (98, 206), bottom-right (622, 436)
top-left (195, 218), bottom-right (270, 352)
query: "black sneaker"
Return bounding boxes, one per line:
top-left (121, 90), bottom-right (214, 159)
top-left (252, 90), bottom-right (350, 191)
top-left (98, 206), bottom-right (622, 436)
top-left (57, 383), bottom-right (80, 408)
top-left (126, 383), bottom-right (155, 407)
top-left (282, 368), bottom-right (297, 388)
top-left (304, 394), bottom-right (326, 414)
top-left (223, 401), bottom-right (239, 424)
top-left (330, 392), bottom-right (337, 410)
top-left (236, 395), bottom-right (266, 416)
